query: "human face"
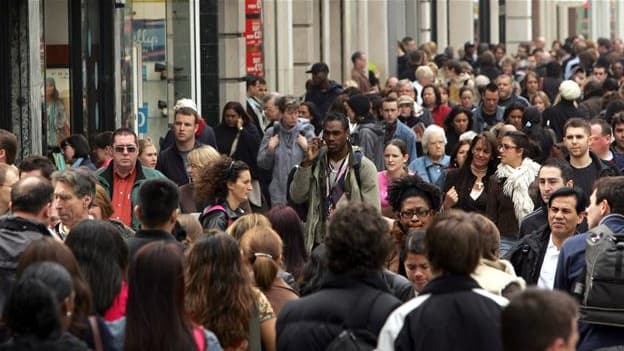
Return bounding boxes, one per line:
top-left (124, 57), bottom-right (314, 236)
top-left (538, 166), bottom-right (566, 204)
top-left (495, 47), bottom-right (505, 62)
top-left (613, 62), bottom-right (624, 79)
top-left (93, 147), bottom-right (111, 166)
top-left (322, 120), bottom-right (349, 156)
top-left (224, 109), bottom-right (241, 128)
top-left (499, 136), bottom-right (523, 167)
top-left (483, 90), bottom-right (499, 113)
top-left (312, 71), bottom-right (328, 86)
top-left (614, 122), bottom-right (624, 150)
top-left (264, 99), bottom-right (279, 122)
top-left (344, 103), bottom-right (356, 122)
top-left (228, 169), bottom-right (253, 203)
top-left (45, 82), bottom-right (55, 98)
top-left (452, 112), bottom-right (470, 134)
top-left (62, 144), bottom-right (76, 163)
top-left (426, 133), bottom-right (446, 160)
top-left (257, 84), bottom-right (267, 98)
top-left (533, 96), bottom-right (546, 112)
top-left (382, 101), bottom-right (399, 124)
top-left (88, 203), bottom-right (103, 220)
top-left (507, 109), bottom-right (524, 130)
top-left (398, 85), bottom-right (415, 99)
top-left (471, 139), bottom-right (492, 169)
top-left (589, 124), bottom-right (611, 155)
top-left (593, 67), bottom-right (607, 82)
top-left (384, 144), bottom-right (408, 173)
top-left (502, 63), bottom-right (513, 76)
top-left (586, 190), bottom-right (605, 229)
top-left (54, 182), bottom-right (91, 229)
top-left (573, 72), bottom-right (586, 89)
top-left (460, 91), bottom-right (474, 109)
top-left (564, 127), bottom-right (590, 159)
top-left (112, 134), bottom-right (139, 172)
top-left (422, 87), bottom-right (436, 107)
top-left (404, 253), bottom-right (432, 293)
top-left (455, 143), bottom-right (470, 168)
top-left (525, 76), bottom-right (539, 94)
top-left (439, 88), bottom-right (449, 105)
top-left (281, 107), bottom-right (299, 130)
top-left (548, 195), bottom-right (583, 238)
top-left (174, 112), bottom-right (198, 145)
top-left (497, 76), bottom-right (513, 99)
top-left (139, 145), bottom-right (158, 169)
top-left (398, 196), bottom-right (434, 230)
top-left (299, 105), bottom-right (311, 120)
top-left (399, 103), bottom-right (413, 117)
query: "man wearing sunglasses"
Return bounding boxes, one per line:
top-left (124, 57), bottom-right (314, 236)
top-left (94, 128), bottom-right (165, 229)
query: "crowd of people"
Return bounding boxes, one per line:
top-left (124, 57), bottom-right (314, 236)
top-left (2, 34), bottom-right (624, 350)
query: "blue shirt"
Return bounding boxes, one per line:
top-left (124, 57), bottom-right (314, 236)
top-left (408, 155), bottom-right (450, 188)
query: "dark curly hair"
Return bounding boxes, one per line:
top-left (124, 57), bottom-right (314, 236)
top-left (326, 202), bottom-right (392, 276)
top-left (194, 156), bottom-right (250, 205)
top-left (443, 105), bottom-right (474, 134)
top-left (387, 175), bottom-right (442, 213)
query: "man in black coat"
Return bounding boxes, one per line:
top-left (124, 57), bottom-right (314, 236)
top-left (276, 203), bottom-right (401, 350)
top-left (506, 187), bottom-right (586, 288)
top-left (0, 176), bottom-right (55, 311)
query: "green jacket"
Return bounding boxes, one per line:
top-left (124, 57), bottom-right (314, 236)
top-left (94, 162), bottom-right (166, 230)
top-left (289, 146), bottom-right (380, 252)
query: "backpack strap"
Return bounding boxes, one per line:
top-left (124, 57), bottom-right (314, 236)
top-left (202, 204), bottom-right (226, 217)
top-left (353, 149), bottom-right (363, 187)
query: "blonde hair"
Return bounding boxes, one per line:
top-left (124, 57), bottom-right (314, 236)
top-left (138, 138), bottom-right (155, 156)
top-left (226, 213), bottom-right (272, 241)
top-left (240, 226), bottom-right (283, 291)
top-left (177, 214), bottom-right (203, 244)
top-left (188, 145), bottom-right (220, 169)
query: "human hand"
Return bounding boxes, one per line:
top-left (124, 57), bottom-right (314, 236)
top-left (443, 186), bottom-right (458, 209)
top-left (297, 133), bottom-right (308, 151)
top-left (268, 134), bottom-right (280, 153)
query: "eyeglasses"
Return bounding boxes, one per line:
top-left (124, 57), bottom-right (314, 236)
top-left (399, 208), bottom-right (432, 219)
top-left (499, 144), bottom-right (518, 151)
top-left (113, 145), bottom-right (137, 153)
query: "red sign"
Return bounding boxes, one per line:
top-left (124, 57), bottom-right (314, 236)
top-left (245, 0), bottom-right (264, 76)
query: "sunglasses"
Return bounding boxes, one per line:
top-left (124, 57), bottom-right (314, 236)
top-left (114, 145), bottom-right (137, 153)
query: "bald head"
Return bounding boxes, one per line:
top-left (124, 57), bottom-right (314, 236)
top-left (11, 176), bottom-right (54, 216)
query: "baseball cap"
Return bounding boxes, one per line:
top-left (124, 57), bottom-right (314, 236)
top-left (306, 62), bottom-right (329, 74)
top-left (174, 98), bottom-right (198, 114)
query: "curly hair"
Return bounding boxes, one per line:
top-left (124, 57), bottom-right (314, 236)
top-left (194, 156), bottom-right (250, 205)
top-left (326, 202), bottom-right (392, 276)
top-left (185, 234), bottom-right (256, 348)
top-left (387, 175), bottom-right (442, 213)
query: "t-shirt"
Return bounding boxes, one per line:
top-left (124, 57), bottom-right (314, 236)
top-left (571, 162), bottom-right (599, 198)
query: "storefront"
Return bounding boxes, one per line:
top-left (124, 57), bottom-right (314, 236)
top-left (0, 0), bottom-right (206, 158)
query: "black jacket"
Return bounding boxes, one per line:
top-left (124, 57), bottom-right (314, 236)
top-left (505, 225), bottom-right (550, 285)
top-left (542, 100), bottom-right (581, 142)
top-left (156, 142), bottom-right (202, 186)
top-left (519, 206), bottom-right (548, 238)
top-left (304, 80), bottom-right (343, 117)
top-left (214, 124), bottom-right (262, 178)
top-left (128, 229), bottom-right (179, 258)
top-left (377, 274), bottom-right (507, 351)
top-left (0, 216), bottom-right (51, 311)
top-left (199, 201), bottom-right (245, 232)
top-left (276, 272), bottom-right (401, 351)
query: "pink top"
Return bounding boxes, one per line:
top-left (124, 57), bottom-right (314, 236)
top-left (378, 171), bottom-right (391, 209)
top-left (103, 280), bottom-right (128, 322)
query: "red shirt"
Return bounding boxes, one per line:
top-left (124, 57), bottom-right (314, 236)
top-left (103, 280), bottom-right (128, 321)
top-left (432, 104), bottom-right (452, 126)
top-left (111, 166), bottom-right (136, 227)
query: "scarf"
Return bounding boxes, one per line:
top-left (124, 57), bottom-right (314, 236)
top-left (495, 157), bottom-right (540, 222)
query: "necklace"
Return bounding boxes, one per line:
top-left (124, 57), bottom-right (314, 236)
top-left (470, 164), bottom-right (487, 191)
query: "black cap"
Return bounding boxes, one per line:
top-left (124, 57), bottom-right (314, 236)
top-left (306, 62), bottom-right (329, 74)
top-left (464, 41), bottom-right (475, 49)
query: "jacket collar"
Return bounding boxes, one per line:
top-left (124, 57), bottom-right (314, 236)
top-left (420, 273), bottom-right (481, 295)
top-left (319, 270), bottom-right (391, 293)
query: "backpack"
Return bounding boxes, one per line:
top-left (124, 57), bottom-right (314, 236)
top-left (574, 224), bottom-right (624, 327)
top-left (286, 150), bottom-right (363, 222)
top-left (200, 205), bottom-right (234, 229)
top-left (325, 288), bottom-right (383, 351)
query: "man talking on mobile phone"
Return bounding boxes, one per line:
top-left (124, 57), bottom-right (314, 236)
top-left (289, 112), bottom-right (380, 251)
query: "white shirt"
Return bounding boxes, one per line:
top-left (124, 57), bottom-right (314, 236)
top-left (537, 234), bottom-right (560, 290)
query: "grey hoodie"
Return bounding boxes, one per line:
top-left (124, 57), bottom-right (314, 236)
top-left (257, 119), bottom-right (316, 205)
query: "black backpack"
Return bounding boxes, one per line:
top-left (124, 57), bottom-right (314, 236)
top-left (286, 150), bottom-right (363, 222)
top-left (325, 288), bottom-right (383, 351)
top-left (574, 224), bottom-right (624, 327)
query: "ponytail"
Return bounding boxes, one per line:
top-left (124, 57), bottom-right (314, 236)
top-left (249, 252), bottom-right (279, 291)
top-left (240, 226), bottom-right (284, 292)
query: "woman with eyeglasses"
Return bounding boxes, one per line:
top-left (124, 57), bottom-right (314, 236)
top-left (486, 130), bottom-right (541, 256)
top-left (385, 175), bottom-right (441, 274)
top-left (408, 124), bottom-right (450, 189)
top-left (442, 132), bottom-right (499, 214)
top-left (60, 134), bottom-right (96, 171)
top-left (195, 156), bottom-right (253, 231)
